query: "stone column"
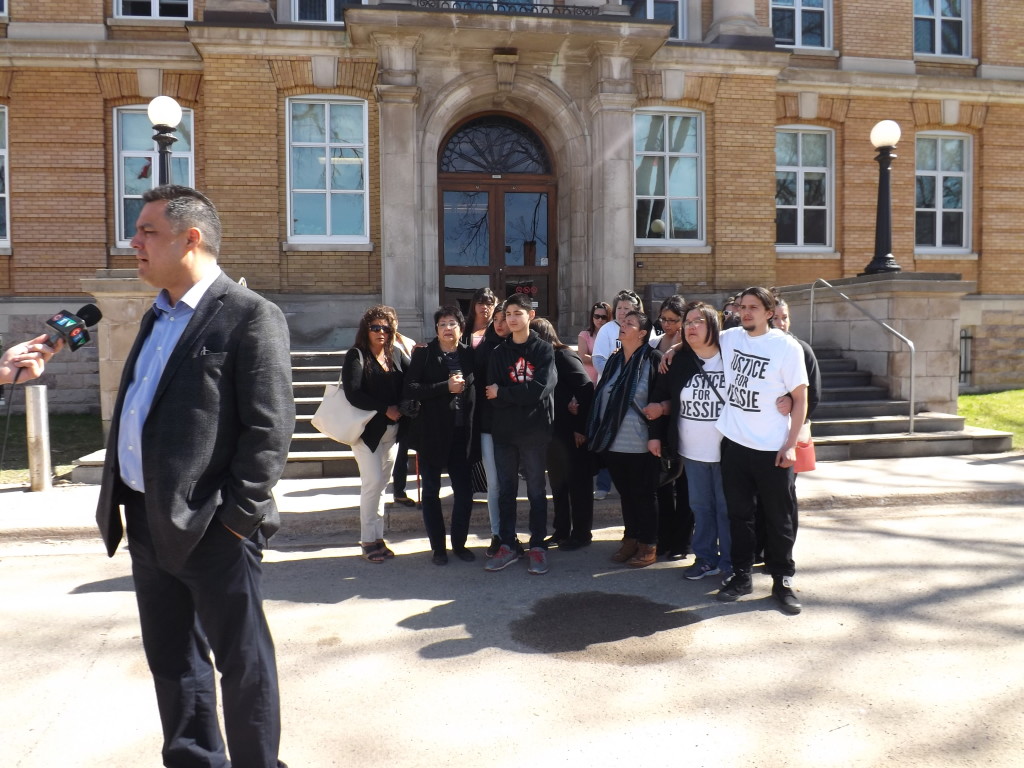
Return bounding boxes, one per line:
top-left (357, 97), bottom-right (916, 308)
top-left (705, 0), bottom-right (776, 49)
top-left (588, 43), bottom-right (638, 303)
top-left (780, 273), bottom-right (976, 414)
top-left (80, 270), bottom-right (153, 436)
top-left (373, 34), bottom-right (424, 335)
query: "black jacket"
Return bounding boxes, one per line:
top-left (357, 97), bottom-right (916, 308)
top-left (473, 326), bottom-right (506, 435)
top-left (403, 339), bottom-right (478, 464)
top-left (342, 345), bottom-right (410, 452)
top-left (552, 346), bottom-right (593, 439)
top-left (487, 330), bottom-right (556, 442)
top-left (651, 342), bottom-right (713, 459)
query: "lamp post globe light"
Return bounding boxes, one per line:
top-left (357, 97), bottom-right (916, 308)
top-left (862, 119), bottom-right (903, 275)
top-left (147, 95), bottom-right (182, 186)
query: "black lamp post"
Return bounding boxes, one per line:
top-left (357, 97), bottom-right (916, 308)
top-left (862, 119), bottom-right (903, 275)
top-left (147, 96), bottom-right (182, 186)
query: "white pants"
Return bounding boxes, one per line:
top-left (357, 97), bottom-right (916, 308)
top-left (350, 423), bottom-right (399, 542)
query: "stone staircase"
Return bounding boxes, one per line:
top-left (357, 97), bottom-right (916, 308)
top-left (72, 346), bottom-right (1013, 484)
top-left (810, 347), bottom-right (1011, 460)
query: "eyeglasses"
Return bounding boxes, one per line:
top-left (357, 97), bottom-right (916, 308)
top-left (437, 321), bottom-right (460, 330)
top-left (684, 319), bottom-right (707, 328)
top-left (723, 310), bottom-right (737, 317)
top-left (592, 313), bottom-right (608, 320)
top-left (659, 316), bottom-right (682, 325)
top-left (368, 324), bottom-right (392, 334)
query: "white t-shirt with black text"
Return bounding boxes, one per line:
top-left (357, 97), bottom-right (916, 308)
top-left (716, 327), bottom-right (808, 452)
top-left (678, 352), bottom-right (726, 463)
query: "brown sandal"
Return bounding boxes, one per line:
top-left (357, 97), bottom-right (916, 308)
top-left (360, 542), bottom-right (387, 563)
top-left (375, 539), bottom-right (396, 559)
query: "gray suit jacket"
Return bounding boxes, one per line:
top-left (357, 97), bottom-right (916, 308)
top-left (95, 272), bottom-right (295, 573)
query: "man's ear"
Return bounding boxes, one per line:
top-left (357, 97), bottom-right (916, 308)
top-left (185, 226), bottom-right (203, 253)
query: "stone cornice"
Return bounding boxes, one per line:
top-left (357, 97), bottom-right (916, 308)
top-left (778, 66), bottom-right (1024, 105)
top-left (0, 39), bottom-right (201, 69)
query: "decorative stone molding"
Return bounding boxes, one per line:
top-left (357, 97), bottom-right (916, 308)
top-left (494, 52), bottom-right (519, 94)
top-left (910, 100), bottom-right (987, 130)
top-left (372, 33), bottom-right (421, 88)
top-left (704, 0), bottom-right (775, 50)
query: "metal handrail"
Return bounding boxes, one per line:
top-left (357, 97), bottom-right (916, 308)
top-left (808, 278), bottom-right (916, 434)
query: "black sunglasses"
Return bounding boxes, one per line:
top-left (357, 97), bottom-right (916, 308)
top-left (592, 313), bottom-right (608, 320)
top-left (368, 324), bottom-right (392, 334)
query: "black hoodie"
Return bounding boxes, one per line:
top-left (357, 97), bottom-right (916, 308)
top-left (487, 329), bottom-right (557, 442)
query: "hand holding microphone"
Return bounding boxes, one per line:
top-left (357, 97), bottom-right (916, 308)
top-left (1, 303), bottom-right (102, 385)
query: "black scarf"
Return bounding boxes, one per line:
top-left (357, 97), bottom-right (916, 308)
top-left (586, 344), bottom-right (653, 453)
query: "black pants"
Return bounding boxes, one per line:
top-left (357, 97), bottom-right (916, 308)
top-left (124, 491), bottom-right (286, 768)
top-left (606, 451), bottom-right (660, 545)
top-left (392, 435), bottom-right (411, 497)
top-left (721, 437), bottom-right (797, 577)
top-left (547, 430), bottom-right (594, 543)
top-left (419, 428), bottom-right (474, 552)
top-left (656, 471), bottom-right (693, 555)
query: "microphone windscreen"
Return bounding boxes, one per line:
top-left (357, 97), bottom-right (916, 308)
top-left (76, 304), bottom-right (103, 327)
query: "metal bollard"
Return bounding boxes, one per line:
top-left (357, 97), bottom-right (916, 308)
top-left (25, 385), bottom-right (52, 492)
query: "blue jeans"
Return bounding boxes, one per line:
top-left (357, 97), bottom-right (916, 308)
top-left (595, 467), bottom-right (612, 494)
top-left (494, 436), bottom-right (549, 549)
top-left (480, 432), bottom-right (501, 535)
top-left (685, 457), bottom-right (732, 573)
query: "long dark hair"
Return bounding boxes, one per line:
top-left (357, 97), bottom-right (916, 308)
top-left (353, 305), bottom-right (397, 369)
top-left (683, 301), bottom-right (721, 348)
top-left (530, 317), bottom-right (567, 350)
top-left (467, 287), bottom-right (497, 333)
top-left (586, 301), bottom-right (612, 335)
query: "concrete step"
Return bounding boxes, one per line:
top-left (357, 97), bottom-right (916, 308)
top-left (814, 400), bottom-right (916, 418)
top-left (817, 357), bottom-right (858, 373)
top-left (819, 385), bottom-right (890, 402)
top-left (820, 370), bottom-right (873, 388)
top-left (812, 411), bottom-right (964, 437)
top-left (291, 350), bottom-right (345, 366)
top-left (292, 366), bottom-right (342, 384)
top-left (812, 426), bottom-right (1012, 461)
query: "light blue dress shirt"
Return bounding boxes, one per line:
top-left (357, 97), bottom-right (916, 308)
top-left (118, 268), bottom-right (222, 492)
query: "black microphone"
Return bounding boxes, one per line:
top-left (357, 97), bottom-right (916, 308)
top-left (43, 303), bottom-right (103, 352)
top-left (11, 304), bottom-right (103, 385)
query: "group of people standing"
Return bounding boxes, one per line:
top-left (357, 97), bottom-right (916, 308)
top-left (342, 282), bottom-right (818, 618)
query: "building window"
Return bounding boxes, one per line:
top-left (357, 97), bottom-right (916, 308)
top-left (775, 128), bottom-right (832, 248)
top-left (629, 0), bottom-right (686, 41)
top-left (0, 2), bottom-right (7, 17)
top-left (115, 106), bottom-right (195, 245)
top-left (0, 107), bottom-right (8, 245)
top-left (117, 0), bottom-right (191, 18)
top-left (294, 0), bottom-right (347, 23)
top-left (914, 0), bottom-right (967, 56)
top-left (916, 134), bottom-right (970, 250)
top-left (287, 97), bottom-right (368, 242)
top-left (771, 0), bottom-right (831, 49)
top-left (634, 111), bottom-right (703, 243)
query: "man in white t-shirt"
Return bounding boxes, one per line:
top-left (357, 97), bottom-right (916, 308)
top-left (715, 286), bottom-right (808, 614)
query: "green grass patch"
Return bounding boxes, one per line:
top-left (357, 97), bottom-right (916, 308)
top-left (958, 389), bottom-right (1024, 450)
top-left (0, 412), bottom-right (104, 485)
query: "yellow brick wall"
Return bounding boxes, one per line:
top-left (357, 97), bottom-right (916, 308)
top-left (976, 104), bottom-right (1024, 295)
top-left (977, 1), bottom-right (1024, 67)
top-left (837, 0), bottom-right (914, 60)
top-left (9, 0), bottom-right (104, 23)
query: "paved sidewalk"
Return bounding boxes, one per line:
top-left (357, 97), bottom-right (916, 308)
top-left (2, 451), bottom-right (1023, 545)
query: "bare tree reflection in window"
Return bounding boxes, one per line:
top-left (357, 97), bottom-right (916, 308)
top-left (441, 116), bottom-right (551, 174)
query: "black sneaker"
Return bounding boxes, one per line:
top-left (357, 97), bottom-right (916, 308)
top-left (515, 539), bottom-right (527, 557)
top-left (772, 575), bottom-right (802, 615)
top-left (486, 535), bottom-right (501, 557)
top-left (558, 537), bottom-right (591, 551)
top-left (716, 572), bottom-right (753, 602)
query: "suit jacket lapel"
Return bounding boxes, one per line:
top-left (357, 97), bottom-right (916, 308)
top-left (149, 272), bottom-right (229, 409)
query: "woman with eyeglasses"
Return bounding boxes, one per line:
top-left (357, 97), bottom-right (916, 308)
top-left (650, 295), bottom-right (694, 560)
top-left (648, 301), bottom-right (732, 582)
top-left (404, 305), bottom-right (478, 565)
top-left (343, 305), bottom-right (411, 563)
top-left (578, 300), bottom-right (613, 500)
top-left (587, 309), bottom-right (665, 568)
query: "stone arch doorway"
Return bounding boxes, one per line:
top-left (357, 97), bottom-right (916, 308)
top-left (438, 113), bottom-right (558, 319)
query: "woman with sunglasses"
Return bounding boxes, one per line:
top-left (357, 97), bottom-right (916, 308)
top-left (404, 305), bottom-right (478, 565)
top-left (343, 305), bottom-right (411, 563)
top-left (578, 301), bottom-right (613, 500)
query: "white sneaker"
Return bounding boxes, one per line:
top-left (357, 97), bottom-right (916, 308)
top-left (594, 490), bottom-right (608, 500)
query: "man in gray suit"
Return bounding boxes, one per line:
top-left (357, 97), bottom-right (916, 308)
top-left (95, 185), bottom-right (294, 768)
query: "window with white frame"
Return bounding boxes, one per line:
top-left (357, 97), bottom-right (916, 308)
top-left (775, 128), bottom-right (832, 248)
top-left (771, 1), bottom-right (831, 49)
top-left (629, 0), bottom-right (686, 41)
top-left (287, 97), bottom-right (368, 242)
top-left (0, 2), bottom-right (7, 18)
top-left (914, 0), bottom-right (968, 56)
top-left (634, 111), bottom-right (704, 242)
top-left (915, 133), bottom-right (970, 250)
top-left (294, 0), bottom-right (346, 23)
top-left (0, 107), bottom-right (9, 245)
top-left (117, 1), bottom-right (191, 18)
top-left (115, 106), bottom-right (195, 245)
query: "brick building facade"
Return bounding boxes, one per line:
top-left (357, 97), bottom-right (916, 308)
top-left (1, 0), bottom-right (1023, 411)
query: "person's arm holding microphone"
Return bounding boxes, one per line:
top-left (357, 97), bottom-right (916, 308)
top-left (0, 334), bottom-right (62, 385)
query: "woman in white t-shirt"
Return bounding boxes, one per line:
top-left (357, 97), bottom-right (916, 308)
top-left (649, 301), bottom-right (731, 581)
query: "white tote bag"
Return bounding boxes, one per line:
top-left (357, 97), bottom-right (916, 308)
top-left (311, 349), bottom-right (375, 445)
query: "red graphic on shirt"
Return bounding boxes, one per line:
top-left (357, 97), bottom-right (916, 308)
top-left (507, 357), bottom-right (535, 383)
